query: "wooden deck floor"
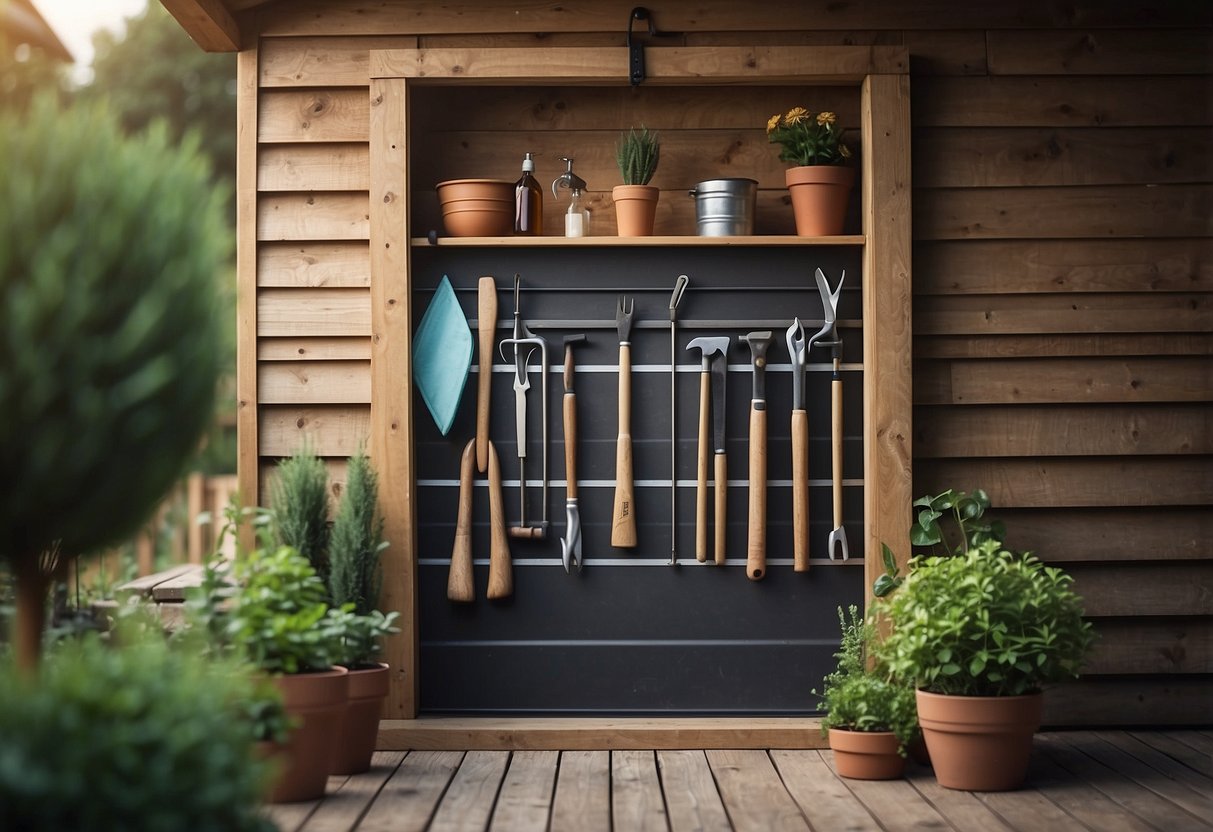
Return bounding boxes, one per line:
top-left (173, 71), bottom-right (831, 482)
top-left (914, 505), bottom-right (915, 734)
top-left (267, 730), bottom-right (1213, 831)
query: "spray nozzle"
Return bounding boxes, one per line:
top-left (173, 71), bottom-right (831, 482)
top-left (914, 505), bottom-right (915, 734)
top-left (551, 156), bottom-right (587, 199)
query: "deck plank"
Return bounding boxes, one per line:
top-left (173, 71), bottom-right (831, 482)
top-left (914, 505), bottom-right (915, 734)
top-left (657, 750), bottom-right (732, 832)
top-left (769, 749), bottom-right (880, 832)
top-left (429, 750), bottom-right (509, 832)
top-left (976, 783), bottom-right (1087, 831)
top-left (550, 751), bottom-right (610, 832)
top-left (1064, 732), bottom-right (1213, 824)
top-left (1129, 731), bottom-right (1213, 779)
top-left (489, 751), bottom-right (558, 831)
top-left (266, 799), bottom-right (321, 832)
top-left (819, 751), bottom-right (951, 832)
top-left (1169, 730), bottom-right (1213, 758)
top-left (903, 761), bottom-right (1015, 831)
top-left (707, 749), bottom-right (810, 832)
top-left (1039, 734), bottom-right (1213, 831)
top-left (612, 750), bottom-right (669, 832)
top-left (1098, 730), bottom-right (1213, 797)
top-left (1026, 750), bottom-right (1157, 832)
top-left (357, 751), bottom-right (463, 832)
top-left (298, 753), bottom-right (405, 832)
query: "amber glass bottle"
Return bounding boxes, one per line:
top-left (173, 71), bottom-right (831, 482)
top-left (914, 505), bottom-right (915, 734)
top-left (514, 152), bottom-right (542, 235)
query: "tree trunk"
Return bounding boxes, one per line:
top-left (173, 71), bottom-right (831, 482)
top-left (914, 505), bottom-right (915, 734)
top-left (13, 555), bottom-right (51, 673)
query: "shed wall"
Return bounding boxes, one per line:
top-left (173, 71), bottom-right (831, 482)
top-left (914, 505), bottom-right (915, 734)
top-left (240, 0), bottom-right (1212, 724)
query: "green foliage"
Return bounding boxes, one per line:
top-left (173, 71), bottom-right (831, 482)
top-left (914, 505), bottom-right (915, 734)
top-left (873, 542), bottom-right (1095, 697)
top-left (0, 630), bottom-right (274, 832)
top-left (270, 449), bottom-right (331, 591)
top-left (766, 107), bottom-right (851, 166)
top-left (616, 126), bottom-right (660, 185)
top-left (0, 97), bottom-right (227, 565)
top-left (329, 449), bottom-right (387, 615)
top-left (0, 33), bottom-right (71, 115)
top-left (225, 545), bottom-right (341, 675)
top-left (815, 606), bottom-right (918, 753)
top-left (326, 606), bottom-right (400, 669)
top-left (83, 1), bottom-right (237, 196)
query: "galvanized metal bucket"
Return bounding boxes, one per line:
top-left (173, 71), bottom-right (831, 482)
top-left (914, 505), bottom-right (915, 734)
top-left (688, 178), bottom-right (758, 236)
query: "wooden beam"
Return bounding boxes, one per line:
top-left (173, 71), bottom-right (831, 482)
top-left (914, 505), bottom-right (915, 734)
top-left (376, 717), bottom-right (828, 751)
top-left (160, 0), bottom-right (242, 52)
top-left (235, 46), bottom-right (260, 525)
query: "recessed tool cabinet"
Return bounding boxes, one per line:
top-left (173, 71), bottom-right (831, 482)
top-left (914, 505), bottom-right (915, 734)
top-left (368, 47), bottom-right (911, 717)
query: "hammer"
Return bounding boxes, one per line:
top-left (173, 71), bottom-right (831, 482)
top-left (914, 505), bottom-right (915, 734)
top-left (686, 336), bottom-right (730, 564)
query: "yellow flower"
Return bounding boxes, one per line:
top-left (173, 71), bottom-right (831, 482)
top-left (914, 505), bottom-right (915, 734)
top-left (766, 113), bottom-right (782, 134)
top-left (839, 143), bottom-right (852, 159)
top-left (785, 107), bottom-right (809, 125)
top-left (817, 111), bottom-right (836, 126)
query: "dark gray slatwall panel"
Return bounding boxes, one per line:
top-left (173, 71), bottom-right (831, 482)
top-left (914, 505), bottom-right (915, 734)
top-left (412, 246), bottom-right (864, 714)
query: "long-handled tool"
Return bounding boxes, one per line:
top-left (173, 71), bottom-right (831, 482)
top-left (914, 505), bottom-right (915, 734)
top-left (476, 276), bottom-right (496, 473)
top-left (611, 295), bottom-right (638, 548)
top-left (448, 437), bottom-right (511, 601)
top-left (499, 274), bottom-right (550, 540)
top-left (808, 267), bottom-right (849, 561)
top-left (786, 318), bottom-right (810, 572)
top-left (742, 330), bottom-right (773, 581)
top-left (668, 275), bottom-right (689, 566)
top-left (687, 336), bottom-right (730, 565)
top-left (560, 335), bottom-right (587, 572)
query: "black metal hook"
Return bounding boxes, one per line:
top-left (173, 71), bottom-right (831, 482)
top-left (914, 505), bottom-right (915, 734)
top-left (626, 7), bottom-right (656, 86)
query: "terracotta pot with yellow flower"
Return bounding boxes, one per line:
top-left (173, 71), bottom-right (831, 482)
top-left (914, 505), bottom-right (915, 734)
top-left (767, 107), bottom-right (854, 236)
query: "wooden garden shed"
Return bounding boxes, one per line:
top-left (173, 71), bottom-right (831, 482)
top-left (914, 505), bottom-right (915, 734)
top-left (163, 0), bottom-right (1211, 738)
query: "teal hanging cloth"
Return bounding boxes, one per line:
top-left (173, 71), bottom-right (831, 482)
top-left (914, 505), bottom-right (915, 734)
top-left (412, 275), bottom-right (472, 435)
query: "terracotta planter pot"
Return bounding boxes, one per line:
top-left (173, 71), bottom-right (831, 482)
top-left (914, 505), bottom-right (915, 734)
top-left (612, 184), bottom-right (660, 236)
top-left (269, 667), bottom-right (349, 803)
top-left (916, 690), bottom-right (1043, 792)
top-left (828, 729), bottom-right (907, 780)
top-left (785, 165), bottom-right (855, 236)
top-left (331, 663), bottom-right (390, 775)
top-left (436, 178), bottom-right (514, 237)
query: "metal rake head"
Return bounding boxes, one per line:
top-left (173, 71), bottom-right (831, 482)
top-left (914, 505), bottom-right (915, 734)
top-left (616, 294), bottom-right (635, 342)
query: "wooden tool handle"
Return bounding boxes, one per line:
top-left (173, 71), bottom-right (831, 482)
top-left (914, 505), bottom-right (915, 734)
top-left (791, 409), bottom-right (809, 572)
top-left (832, 376), bottom-right (843, 528)
top-left (486, 441), bottom-right (513, 599)
top-left (695, 370), bottom-right (710, 562)
top-left (447, 438), bottom-right (476, 602)
top-left (476, 276), bottom-right (496, 474)
top-left (611, 344), bottom-right (637, 547)
top-left (564, 392), bottom-right (578, 500)
top-left (714, 452), bottom-right (727, 565)
top-left (746, 405), bottom-right (767, 581)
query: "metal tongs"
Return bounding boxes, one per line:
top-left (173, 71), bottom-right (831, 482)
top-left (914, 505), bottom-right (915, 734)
top-left (498, 274), bottom-right (549, 539)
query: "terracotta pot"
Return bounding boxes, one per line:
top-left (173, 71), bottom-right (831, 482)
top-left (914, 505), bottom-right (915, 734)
top-left (612, 184), bottom-right (660, 236)
top-left (828, 729), bottom-right (907, 780)
top-left (330, 663), bottom-right (390, 775)
top-left (785, 165), bottom-right (855, 236)
top-left (916, 690), bottom-right (1043, 791)
top-left (269, 667), bottom-right (349, 803)
top-left (436, 178), bottom-right (514, 237)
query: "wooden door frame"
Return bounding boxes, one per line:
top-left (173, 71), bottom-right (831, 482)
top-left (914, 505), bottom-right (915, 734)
top-left (368, 45), bottom-right (912, 730)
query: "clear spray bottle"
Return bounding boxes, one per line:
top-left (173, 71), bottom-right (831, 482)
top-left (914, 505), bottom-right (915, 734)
top-left (551, 157), bottom-right (590, 238)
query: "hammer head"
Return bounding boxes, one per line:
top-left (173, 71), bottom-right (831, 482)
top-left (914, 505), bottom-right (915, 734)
top-left (686, 335), bottom-right (729, 364)
top-left (741, 330), bottom-right (773, 367)
top-left (563, 334), bottom-right (587, 351)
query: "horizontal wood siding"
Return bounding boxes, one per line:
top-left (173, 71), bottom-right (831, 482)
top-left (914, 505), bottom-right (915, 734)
top-left (246, 0), bottom-right (1213, 723)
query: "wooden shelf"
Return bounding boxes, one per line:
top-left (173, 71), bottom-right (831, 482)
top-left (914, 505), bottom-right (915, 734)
top-left (411, 234), bottom-right (866, 247)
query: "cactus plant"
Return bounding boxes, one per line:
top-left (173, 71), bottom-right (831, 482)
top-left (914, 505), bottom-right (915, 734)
top-left (616, 126), bottom-right (660, 185)
top-left (0, 98), bottom-right (228, 668)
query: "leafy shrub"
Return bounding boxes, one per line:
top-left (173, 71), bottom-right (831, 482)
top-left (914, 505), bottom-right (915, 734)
top-left (874, 542), bottom-right (1095, 697)
top-left (326, 605), bottom-right (400, 669)
top-left (329, 448), bottom-right (386, 615)
top-left (0, 631), bottom-right (273, 832)
top-left (269, 449), bottom-right (331, 590)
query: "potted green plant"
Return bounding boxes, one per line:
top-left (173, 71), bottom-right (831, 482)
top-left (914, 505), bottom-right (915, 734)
top-left (270, 447), bottom-right (332, 591)
top-left (816, 606), bottom-right (918, 780)
top-left (613, 126), bottom-right (660, 236)
top-left (766, 107), bottom-right (853, 236)
top-left (225, 543), bottom-right (347, 803)
top-left (326, 449), bottom-right (398, 774)
top-left (873, 542), bottom-right (1095, 791)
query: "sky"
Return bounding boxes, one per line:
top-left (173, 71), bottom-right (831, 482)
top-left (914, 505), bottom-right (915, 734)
top-left (35, 0), bottom-right (148, 81)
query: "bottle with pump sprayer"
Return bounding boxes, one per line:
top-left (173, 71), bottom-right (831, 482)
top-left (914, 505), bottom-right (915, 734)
top-left (514, 152), bottom-right (542, 235)
top-left (552, 157), bottom-right (590, 238)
